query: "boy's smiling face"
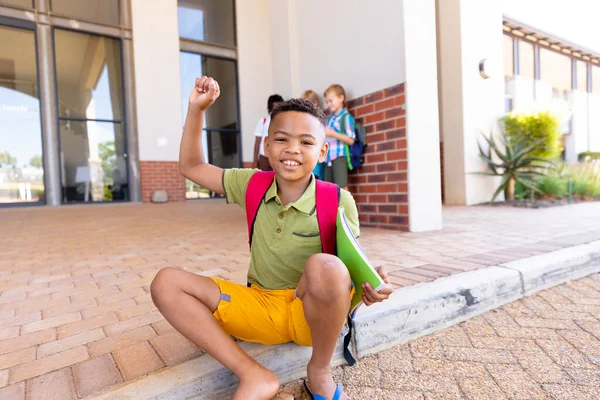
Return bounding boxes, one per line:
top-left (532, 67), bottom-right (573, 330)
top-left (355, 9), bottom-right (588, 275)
top-left (265, 111), bottom-right (328, 182)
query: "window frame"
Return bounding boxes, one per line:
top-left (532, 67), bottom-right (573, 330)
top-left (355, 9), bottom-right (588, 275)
top-left (51, 26), bottom-right (130, 204)
top-left (0, 16), bottom-right (47, 207)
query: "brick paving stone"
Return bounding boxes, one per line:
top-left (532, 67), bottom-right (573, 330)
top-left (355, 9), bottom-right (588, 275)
top-left (9, 346), bottom-right (89, 384)
top-left (485, 364), bottom-right (548, 399)
top-left (116, 302), bottom-right (157, 321)
top-left (0, 369), bottom-right (8, 387)
top-left (494, 326), bottom-right (561, 340)
top-left (104, 310), bottom-right (163, 336)
top-left (542, 383), bottom-right (599, 400)
top-left (43, 298), bottom-right (96, 319)
top-left (557, 329), bottom-right (600, 365)
top-left (81, 298), bottom-right (136, 319)
top-left (513, 316), bottom-right (580, 330)
top-left (57, 312), bottom-right (119, 339)
top-left (567, 369), bottom-right (600, 386)
top-left (460, 317), bottom-right (496, 337)
top-left (535, 337), bottom-right (597, 370)
top-left (434, 326), bottom-right (471, 347)
top-left (0, 382), bottom-right (25, 400)
top-left (0, 348), bottom-right (36, 370)
top-left (409, 336), bottom-right (445, 359)
top-left (381, 371), bottom-right (462, 396)
top-left (72, 354), bottom-right (123, 398)
top-left (149, 332), bottom-right (202, 366)
top-left (413, 358), bottom-right (487, 378)
top-left (458, 376), bottom-right (508, 400)
top-left (0, 311), bottom-right (41, 330)
top-left (469, 336), bottom-right (539, 351)
top-left (71, 286), bottom-right (120, 303)
top-left (51, 283), bottom-right (98, 300)
top-left (113, 341), bottom-right (164, 381)
top-left (482, 309), bottom-right (519, 328)
top-left (512, 349), bottom-right (571, 384)
top-left (21, 311), bottom-right (81, 334)
top-left (96, 287), bottom-right (146, 305)
top-left (342, 356), bottom-right (379, 387)
top-left (0, 326), bottom-right (19, 341)
top-left (87, 326), bottom-right (156, 358)
top-left (26, 367), bottom-right (77, 400)
top-left (443, 347), bottom-right (516, 364)
top-left (12, 296), bottom-right (70, 316)
top-left (0, 328), bottom-right (56, 355)
top-left (38, 328), bottom-right (106, 358)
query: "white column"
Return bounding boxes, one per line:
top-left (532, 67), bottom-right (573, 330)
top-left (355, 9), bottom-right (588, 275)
top-left (438, 0), bottom-right (505, 205)
top-left (566, 90), bottom-right (591, 163)
top-left (130, 0), bottom-right (182, 162)
top-left (236, 0), bottom-right (275, 163)
top-left (403, 0), bottom-right (442, 231)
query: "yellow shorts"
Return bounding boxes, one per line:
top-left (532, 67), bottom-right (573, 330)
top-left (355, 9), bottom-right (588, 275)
top-left (210, 278), bottom-right (313, 346)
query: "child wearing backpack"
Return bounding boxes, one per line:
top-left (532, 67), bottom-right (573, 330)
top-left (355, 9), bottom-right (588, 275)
top-left (300, 89), bottom-right (325, 180)
top-left (321, 84), bottom-right (356, 191)
top-left (151, 76), bottom-right (392, 400)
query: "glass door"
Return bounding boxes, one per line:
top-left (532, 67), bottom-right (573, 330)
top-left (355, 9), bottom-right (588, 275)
top-left (0, 22), bottom-right (45, 205)
top-left (179, 51), bottom-right (241, 199)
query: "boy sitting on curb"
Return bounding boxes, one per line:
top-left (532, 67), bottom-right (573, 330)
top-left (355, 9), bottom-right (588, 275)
top-left (151, 76), bottom-right (392, 400)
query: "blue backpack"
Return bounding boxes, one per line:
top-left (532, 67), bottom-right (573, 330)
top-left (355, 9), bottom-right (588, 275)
top-left (340, 113), bottom-right (367, 170)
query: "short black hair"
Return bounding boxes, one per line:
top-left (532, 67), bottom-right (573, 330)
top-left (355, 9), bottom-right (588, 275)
top-left (267, 94), bottom-right (284, 113)
top-left (270, 98), bottom-right (327, 127)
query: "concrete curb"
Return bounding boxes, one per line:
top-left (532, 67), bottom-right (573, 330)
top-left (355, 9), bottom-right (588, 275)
top-left (95, 240), bottom-right (600, 399)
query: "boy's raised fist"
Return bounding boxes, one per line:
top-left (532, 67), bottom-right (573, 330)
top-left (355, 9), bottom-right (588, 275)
top-left (189, 76), bottom-right (220, 111)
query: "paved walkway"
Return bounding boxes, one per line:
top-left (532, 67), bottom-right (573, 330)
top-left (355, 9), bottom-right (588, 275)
top-left (279, 273), bottom-right (600, 399)
top-left (0, 201), bottom-right (599, 398)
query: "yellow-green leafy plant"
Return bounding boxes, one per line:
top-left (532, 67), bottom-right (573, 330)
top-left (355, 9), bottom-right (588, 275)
top-left (501, 109), bottom-right (564, 160)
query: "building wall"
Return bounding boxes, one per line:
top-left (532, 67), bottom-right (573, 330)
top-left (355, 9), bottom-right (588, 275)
top-left (269, 0), bottom-right (405, 101)
top-left (502, 0), bottom-right (600, 54)
top-left (347, 84), bottom-right (409, 230)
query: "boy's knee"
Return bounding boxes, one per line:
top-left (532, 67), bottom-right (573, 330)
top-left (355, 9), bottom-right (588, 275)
top-left (150, 267), bottom-right (179, 303)
top-left (303, 254), bottom-right (351, 298)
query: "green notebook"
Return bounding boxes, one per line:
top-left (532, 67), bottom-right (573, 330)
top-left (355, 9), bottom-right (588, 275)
top-left (336, 207), bottom-right (385, 315)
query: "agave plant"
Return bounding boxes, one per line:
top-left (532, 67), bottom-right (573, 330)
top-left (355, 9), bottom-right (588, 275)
top-left (477, 133), bottom-right (554, 201)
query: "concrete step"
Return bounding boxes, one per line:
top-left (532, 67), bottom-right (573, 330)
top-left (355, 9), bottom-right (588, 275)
top-left (94, 240), bottom-right (600, 399)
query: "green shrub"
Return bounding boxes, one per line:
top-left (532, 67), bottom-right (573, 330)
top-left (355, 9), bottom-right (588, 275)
top-left (568, 161), bottom-right (600, 198)
top-left (578, 152), bottom-right (600, 162)
top-left (537, 175), bottom-right (568, 198)
top-left (502, 110), bottom-right (563, 160)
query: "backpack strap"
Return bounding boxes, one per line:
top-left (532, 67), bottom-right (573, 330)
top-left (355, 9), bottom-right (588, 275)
top-left (245, 171), bottom-right (276, 249)
top-left (315, 179), bottom-right (340, 255)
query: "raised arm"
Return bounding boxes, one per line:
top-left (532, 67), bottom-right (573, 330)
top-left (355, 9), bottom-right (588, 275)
top-left (179, 76), bottom-right (225, 195)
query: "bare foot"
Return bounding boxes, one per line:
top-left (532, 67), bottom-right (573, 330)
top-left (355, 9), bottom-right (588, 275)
top-left (306, 363), bottom-right (350, 400)
top-left (233, 364), bottom-right (280, 400)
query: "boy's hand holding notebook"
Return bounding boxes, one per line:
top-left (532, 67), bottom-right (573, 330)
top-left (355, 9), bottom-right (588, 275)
top-left (336, 207), bottom-right (392, 315)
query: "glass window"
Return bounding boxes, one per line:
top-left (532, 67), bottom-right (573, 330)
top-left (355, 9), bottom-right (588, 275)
top-left (0, 25), bottom-right (45, 204)
top-left (51, 0), bottom-right (120, 26)
top-left (54, 29), bottom-right (124, 121)
top-left (576, 60), bottom-right (588, 92)
top-left (54, 29), bottom-right (127, 202)
top-left (518, 40), bottom-right (535, 79)
top-left (178, 0), bottom-right (235, 47)
top-left (503, 35), bottom-right (513, 77)
top-left (59, 121), bottom-right (128, 202)
top-left (180, 52), bottom-right (239, 199)
top-left (540, 48), bottom-right (572, 99)
top-left (593, 65), bottom-right (600, 94)
top-left (2, 0), bottom-right (33, 8)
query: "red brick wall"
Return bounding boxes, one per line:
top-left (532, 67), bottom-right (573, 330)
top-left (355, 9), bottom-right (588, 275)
top-left (140, 161), bottom-right (185, 203)
top-left (346, 83), bottom-right (408, 231)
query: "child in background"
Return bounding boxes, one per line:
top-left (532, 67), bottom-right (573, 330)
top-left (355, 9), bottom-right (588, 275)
top-left (321, 84), bottom-right (355, 190)
top-left (253, 94), bottom-right (284, 171)
top-left (301, 89), bottom-right (325, 180)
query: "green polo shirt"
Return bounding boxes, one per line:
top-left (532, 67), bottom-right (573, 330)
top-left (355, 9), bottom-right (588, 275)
top-left (223, 168), bottom-right (360, 290)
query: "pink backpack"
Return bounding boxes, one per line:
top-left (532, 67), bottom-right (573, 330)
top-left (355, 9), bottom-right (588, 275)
top-left (244, 171), bottom-right (358, 365)
top-left (245, 171), bottom-right (339, 254)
